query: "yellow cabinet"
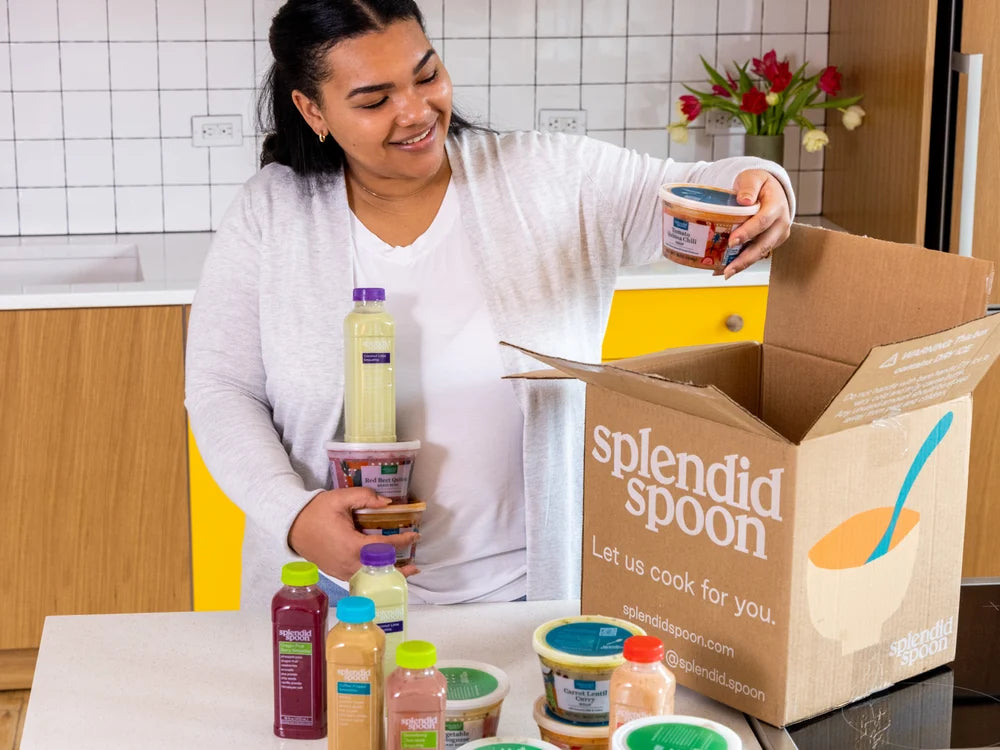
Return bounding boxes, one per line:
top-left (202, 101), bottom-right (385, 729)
top-left (190, 285), bottom-right (769, 609)
top-left (602, 286), bottom-right (768, 359)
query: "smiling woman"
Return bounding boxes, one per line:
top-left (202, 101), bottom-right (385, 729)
top-left (186, 0), bottom-right (795, 615)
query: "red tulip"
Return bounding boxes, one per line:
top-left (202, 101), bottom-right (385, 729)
top-left (752, 50), bottom-right (778, 80)
top-left (727, 72), bottom-right (739, 91)
top-left (818, 66), bottom-right (842, 96)
top-left (740, 88), bottom-right (768, 115)
top-left (770, 61), bottom-right (792, 93)
top-left (679, 94), bottom-right (702, 120)
top-left (712, 84), bottom-right (732, 98)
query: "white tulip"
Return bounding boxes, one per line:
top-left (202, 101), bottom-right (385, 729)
top-left (667, 122), bottom-right (690, 144)
top-left (842, 104), bottom-right (866, 131)
top-left (766, 92), bottom-right (780, 106)
top-left (802, 129), bottom-right (830, 153)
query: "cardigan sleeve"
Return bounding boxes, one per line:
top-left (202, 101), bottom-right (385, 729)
top-left (576, 137), bottom-right (797, 268)
top-left (184, 181), bottom-right (320, 551)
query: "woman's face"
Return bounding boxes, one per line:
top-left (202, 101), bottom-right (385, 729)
top-left (305, 19), bottom-right (453, 187)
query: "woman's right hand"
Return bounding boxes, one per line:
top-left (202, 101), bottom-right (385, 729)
top-left (288, 487), bottom-right (420, 580)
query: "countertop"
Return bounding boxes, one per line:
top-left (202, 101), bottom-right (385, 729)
top-left (19, 600), bottom-right (762, 749)
top-left (0, 217), bottom-right (845, 311)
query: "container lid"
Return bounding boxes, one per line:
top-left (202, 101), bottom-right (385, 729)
top-left (611, 715), bottom-right (742, 750)
top-left (325, 439), bottom-right (421, 452)
top-left (336, 595), bottom-right (376, 624)
top-left (623, 635), bottom-right (665, 663)
top-left (532, 696), bottom-right (610, 740)
top-left (396, 640), bottom-right (437, 670)
top-left (360, 542), bottom-right (396, 567)
top-left (353, 501), bottom-right (426, 517)
top-left (353, 287), bottom-right (385, 301)
top-left (457, 738), bottom-right (562, 750)
top-left (658, 183), bottom-right (760, 217)
top-left (281, 561), bottom-right (319, 587)
top-left (439, 660), bottom-right (511, 711)
top-left (532, 615), bottom-right (645, 668)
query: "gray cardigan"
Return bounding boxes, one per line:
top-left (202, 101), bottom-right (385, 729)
top-left (185, 130), bottom-right (794, 611)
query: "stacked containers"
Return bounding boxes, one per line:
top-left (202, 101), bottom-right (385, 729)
top-left (530, 615), bottom-right (646, 748)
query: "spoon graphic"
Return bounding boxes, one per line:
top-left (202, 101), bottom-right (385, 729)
top-left (866, 410), bottom-right (954, 563)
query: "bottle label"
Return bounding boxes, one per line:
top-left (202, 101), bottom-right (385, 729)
top-left (340, 460), bottom-right (412, 499)
top-left (398, 716), bottom-right (440, 749)
top-left (276, 627), bottom-right (316, 725)
top-left (362, 352), bottom-right (391, 364)
top-left (333, 666), bottom-right (374, 730)
top-left (664, 216), bottom-right (712, 258)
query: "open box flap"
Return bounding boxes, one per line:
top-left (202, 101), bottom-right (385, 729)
top-left (765, 224), bottom-right (994, 366)
top-left (803, 312), bottom-right (1000, 440)
top-left (503, 341), bottom-right (789, 442)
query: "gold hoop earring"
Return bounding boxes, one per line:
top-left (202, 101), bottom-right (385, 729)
top-left (319, 132), bottom-right (327, 143)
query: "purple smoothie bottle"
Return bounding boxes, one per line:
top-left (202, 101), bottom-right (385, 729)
top-left (272, 561), bottom-right (329, 739)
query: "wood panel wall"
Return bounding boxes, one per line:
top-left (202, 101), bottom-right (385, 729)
top-left (824, 0), bottom-right (937, 243)
top-left (0, 306), bottom-right (191, 651)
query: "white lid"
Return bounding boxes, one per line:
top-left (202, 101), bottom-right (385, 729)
top-left (532, 696), bottom-right (610, 740)
top-left (658, 182), bottom-right (760, 217)
top-left (611, 715), bottom-right (742, 750)
top-left (439, 659), bottom-right (511, 712)
top-left (325, 439), bottom-right (421, 451)
top-left (457, 738), bottom-right (561, 750)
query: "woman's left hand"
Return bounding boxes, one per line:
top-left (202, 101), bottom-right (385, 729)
top-left (721, 169), bottom-right (792, 279)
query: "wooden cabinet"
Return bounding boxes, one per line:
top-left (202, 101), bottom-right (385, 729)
top-left (0, 306), bottom-right (192, 654)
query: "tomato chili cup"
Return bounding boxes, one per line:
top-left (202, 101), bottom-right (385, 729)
top-left (659, 183), bottom-right (760, 272)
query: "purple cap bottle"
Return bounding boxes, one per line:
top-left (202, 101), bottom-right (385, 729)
top-left (353, 287), bottom-right (386, 302)
top-left (360, 542), bottom-right (396, 567)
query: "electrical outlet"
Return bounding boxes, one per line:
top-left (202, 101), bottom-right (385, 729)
top-left (191, 114), bottom-right (243, 147)
top-left (538, 109), bottom-right (587, 135)
top-left (705, 109), bottom-right (743, 136)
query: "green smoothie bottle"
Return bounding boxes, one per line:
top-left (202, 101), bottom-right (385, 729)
top-left (344, 287), bottom-right (395, 442)
top-left (350, 542), bottom-right (408, 675)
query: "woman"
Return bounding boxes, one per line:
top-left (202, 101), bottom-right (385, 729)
top-left (185, 0), bottom-right (794, 612)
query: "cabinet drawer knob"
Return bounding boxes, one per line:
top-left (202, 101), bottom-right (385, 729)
top-left (725, 314), bottom-right (744, 332)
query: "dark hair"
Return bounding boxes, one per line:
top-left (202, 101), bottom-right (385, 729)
top-left (258, 0), bottom-right (483, 175)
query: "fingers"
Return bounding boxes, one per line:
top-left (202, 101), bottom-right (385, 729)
top-left (334, 486), bottom-right (393, 511)
top-left (732, 168), bottom-right (769, 206)
top-left (728, 173), bottom-right (788, 250)
top-left (397, 563), bottom-right (421, 578)
top-left (724, 219), bottom-right (789, 278)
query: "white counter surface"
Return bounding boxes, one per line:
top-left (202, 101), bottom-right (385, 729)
top-left (20, 600), bottom-right (761, 749)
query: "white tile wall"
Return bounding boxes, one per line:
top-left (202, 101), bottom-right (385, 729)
top-left (1, 0), bottom-right (828, 235)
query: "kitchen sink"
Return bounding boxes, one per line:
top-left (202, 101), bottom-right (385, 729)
top-left (0, 244), bottom-right (144, 285)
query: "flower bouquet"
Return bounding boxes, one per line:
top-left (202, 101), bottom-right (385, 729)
top-left (668, 50), bottom-right (865, 160)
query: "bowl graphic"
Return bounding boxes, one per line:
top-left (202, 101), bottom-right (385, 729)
top-left (806, 507), bottom-right (920, 654)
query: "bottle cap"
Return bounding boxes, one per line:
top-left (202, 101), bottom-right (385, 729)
top-left (353, 287), bottom-right (386, 302)
top-left (281, 561), bottom-right (319, 587)
top-left (396, 640), bottom-right (437, 670)
top-left (336, 596), bottom-right (376, 624)
top-left (360, 542), bottom-right (396, 567)
top-left (623, 635), bottom-right (665, 663)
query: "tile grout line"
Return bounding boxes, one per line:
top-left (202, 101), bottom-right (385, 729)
top-left (56, 0), bottom-right (69, 233)
top-left (156, 0), bottom-right (166, 232)
top-left (106, 0), bottom-right (118, 233)
top-left (5, 0), bottom-right (18, 234)
top-left (203, 0), bottom-right (212, 232)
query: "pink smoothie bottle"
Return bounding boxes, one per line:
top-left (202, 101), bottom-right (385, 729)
top-left (271, 561), bottom-right (329, 739)
top-left (387, 640), bottom-right (447, 750)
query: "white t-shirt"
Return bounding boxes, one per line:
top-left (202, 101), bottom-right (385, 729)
top-left (350, 181), bottom-right (527, 604)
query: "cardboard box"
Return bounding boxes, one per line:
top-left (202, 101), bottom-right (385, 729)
top-left (508, 224), bottom-right (1000, 726)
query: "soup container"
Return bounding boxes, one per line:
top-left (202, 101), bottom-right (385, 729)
top-left (457, 738), bottom-right (562, 750)
top-left (611, 715), bottom-right (742, 750)
top-left (659, 183), bottom-right (760, 272)
top-left (352, 501), bottom-right (425, 567)
top-left (532, 615), bottom-right (646, 724)
top-left (439, 660), bottom-right (511, 749)
top-left (325, 439), bottom-right (420, 503)
top-left (532, 696), bottom-right (610, 749)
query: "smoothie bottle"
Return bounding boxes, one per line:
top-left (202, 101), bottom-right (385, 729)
top-left (271, 561), bottom-right (329, 739)
top-left (350, 542), bottom-right (408, 673)
top-left (608, 635), bottom-right (676, 729)
top-left (326, 596), bottom-right (386, 750)
top-left (387, 640), bottom-right (448, 750)
top-left (344, 287), bottom-right (396, 442)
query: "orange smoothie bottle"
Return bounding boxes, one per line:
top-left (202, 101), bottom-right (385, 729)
top-left (387, 640), bottom-right (448, 750)
top-left (608, 635), bottom-right (676, 730)
top-left (326, 596), bottom-right (385, 750)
